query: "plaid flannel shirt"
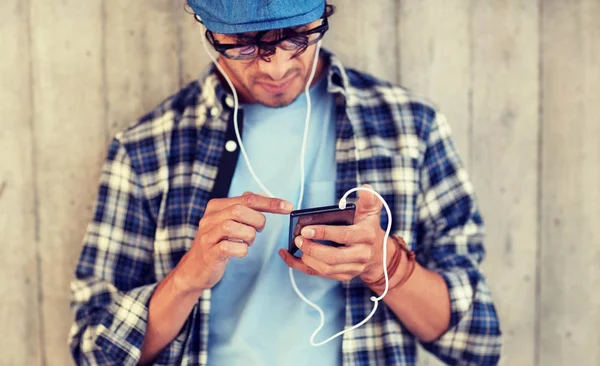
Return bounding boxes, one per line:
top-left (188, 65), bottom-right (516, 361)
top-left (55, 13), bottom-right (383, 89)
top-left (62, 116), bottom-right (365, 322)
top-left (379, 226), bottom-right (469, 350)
top-left (68, 49), bottom-right (502, 365)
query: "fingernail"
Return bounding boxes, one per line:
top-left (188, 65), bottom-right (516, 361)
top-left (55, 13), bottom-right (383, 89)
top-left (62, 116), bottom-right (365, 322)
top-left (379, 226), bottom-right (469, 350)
top-left (302, 228), bottom-right (315, 238)
top-left (281, 201), bottom-right (293, 211)
top-left (278, 250), bottom-right (285, 260)
top-left (295, 236), bottom-right (303, 248)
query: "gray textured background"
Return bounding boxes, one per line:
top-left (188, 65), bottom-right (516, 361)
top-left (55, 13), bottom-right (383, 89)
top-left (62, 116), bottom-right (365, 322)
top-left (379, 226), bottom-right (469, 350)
top-left (0, 0), bottom-right (598, 365)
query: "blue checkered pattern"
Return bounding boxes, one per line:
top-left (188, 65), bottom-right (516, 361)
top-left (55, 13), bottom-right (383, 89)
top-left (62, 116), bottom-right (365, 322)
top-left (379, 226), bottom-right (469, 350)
top-left (68, 49), bottom-right (502, 365)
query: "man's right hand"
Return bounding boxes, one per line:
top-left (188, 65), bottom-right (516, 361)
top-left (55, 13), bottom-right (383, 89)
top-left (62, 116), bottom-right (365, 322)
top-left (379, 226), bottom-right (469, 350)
top-left (174, 192), bottom-right (294, 296)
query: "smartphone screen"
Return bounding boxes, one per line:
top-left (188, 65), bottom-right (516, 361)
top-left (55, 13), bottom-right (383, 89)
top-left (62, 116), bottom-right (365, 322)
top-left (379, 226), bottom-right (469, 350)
top-left (288, 203), bottom-right (356, 257)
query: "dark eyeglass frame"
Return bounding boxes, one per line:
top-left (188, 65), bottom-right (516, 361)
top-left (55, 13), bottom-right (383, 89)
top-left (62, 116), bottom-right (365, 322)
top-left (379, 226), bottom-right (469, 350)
top-left (199, 16), bottom-right (329, 60)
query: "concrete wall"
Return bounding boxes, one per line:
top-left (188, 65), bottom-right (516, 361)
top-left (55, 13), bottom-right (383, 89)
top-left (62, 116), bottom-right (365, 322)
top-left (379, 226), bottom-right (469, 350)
top-left (0, 0), bottom-right (598, 365)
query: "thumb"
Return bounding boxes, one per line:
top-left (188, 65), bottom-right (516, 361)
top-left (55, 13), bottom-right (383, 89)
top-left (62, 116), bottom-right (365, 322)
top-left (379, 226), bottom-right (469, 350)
top-left (355, 184), bottom-right (382, 215)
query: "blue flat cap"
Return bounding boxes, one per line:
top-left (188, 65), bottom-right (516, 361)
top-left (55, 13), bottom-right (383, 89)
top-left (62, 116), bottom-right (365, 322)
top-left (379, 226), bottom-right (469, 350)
top-left (188, 0), bottom-right (326, 34)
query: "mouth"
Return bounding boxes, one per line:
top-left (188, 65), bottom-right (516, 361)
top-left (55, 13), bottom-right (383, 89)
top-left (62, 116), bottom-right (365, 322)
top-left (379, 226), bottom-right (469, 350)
top-left (256, 75), bottom-right (297, 94)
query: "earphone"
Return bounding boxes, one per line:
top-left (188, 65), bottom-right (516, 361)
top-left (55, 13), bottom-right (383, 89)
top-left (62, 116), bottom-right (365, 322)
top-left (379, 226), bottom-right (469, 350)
top-left (199, 20), bottom-right (393, 346)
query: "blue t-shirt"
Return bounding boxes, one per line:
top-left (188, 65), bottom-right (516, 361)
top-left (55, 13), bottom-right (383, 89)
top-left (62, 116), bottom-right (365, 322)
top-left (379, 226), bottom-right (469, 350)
top-left (207, 74), bottom-right (344, 366)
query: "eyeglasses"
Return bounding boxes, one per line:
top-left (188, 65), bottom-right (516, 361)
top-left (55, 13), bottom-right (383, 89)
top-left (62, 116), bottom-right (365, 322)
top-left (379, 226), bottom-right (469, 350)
top-left (201, 17), bottom-right (329, 60)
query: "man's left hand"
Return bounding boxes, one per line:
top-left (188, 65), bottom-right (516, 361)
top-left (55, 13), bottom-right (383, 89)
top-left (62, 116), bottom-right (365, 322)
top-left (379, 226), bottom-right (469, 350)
top-left (279, 184), bottom-right (394, 283)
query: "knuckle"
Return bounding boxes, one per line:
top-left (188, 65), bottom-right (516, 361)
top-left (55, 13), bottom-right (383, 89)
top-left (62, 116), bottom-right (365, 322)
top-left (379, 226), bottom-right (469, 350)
top-left (325, 254), bottom-right (338, 265)
top-left (219, 241), bottom-right (229, 255)
top-left (302, 243), bottom-right (312, 256)
top-left (206, 199), bottom-right (215, 211)
top-left (198, 233), bottom-right (212, 247)
top-left (270, 199), bottom-right (281, 211)
top-left (221, 220), bottom-right (233, 233)
top-left (342, 229), bottom-right (353, 244)
top-left (315, 227), bottom-right (326, 239)
top-left (247, 229), bottom-right (257, 242)
top-left (230, 204), bottom-right (244, 219)
top-left (243, 193), bottom-right (257, 207)
top-left (258, 214), bottom-right (267, 230)
top-left (362, 248), bottom-right (374, 263)
top-left (206, 198), bottom-right (221, 212)
top-left (200, 214), bottom-right (210, 224)
top-left (202, 235), bottom-right (213, 247)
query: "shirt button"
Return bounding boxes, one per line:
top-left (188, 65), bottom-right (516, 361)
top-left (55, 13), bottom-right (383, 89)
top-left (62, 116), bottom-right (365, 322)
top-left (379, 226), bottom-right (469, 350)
top-left (225, 140), bottom-right (238, 152)
top-left (225, 95), bottom-right (234, 108)
top-left (210, 107), bottom-right (220, 117)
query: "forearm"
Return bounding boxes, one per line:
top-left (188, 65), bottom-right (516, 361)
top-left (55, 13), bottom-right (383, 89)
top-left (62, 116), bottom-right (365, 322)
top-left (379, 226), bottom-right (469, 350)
top-left (369, 248), bottom-right (451, 342)
top-left (139, 265), bottom-right (204, 365)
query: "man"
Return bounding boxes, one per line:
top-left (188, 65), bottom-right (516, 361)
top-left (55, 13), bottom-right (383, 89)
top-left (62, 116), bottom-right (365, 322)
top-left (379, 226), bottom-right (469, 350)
top-left (68, 0), bottom-right (502, 365)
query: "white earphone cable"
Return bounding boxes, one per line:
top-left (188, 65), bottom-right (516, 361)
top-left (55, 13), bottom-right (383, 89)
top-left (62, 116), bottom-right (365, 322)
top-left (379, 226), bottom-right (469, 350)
top-left (200, 25), bottom-right (275, 197)
top-left (200, 25), bottom-right (392, 346)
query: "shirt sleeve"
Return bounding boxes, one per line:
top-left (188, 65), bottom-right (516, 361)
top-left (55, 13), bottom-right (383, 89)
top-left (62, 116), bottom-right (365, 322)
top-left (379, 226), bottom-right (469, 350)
top-left (68, 138), bottom-right (187, 365)
top-left (416, 111), bottom-right (503, 365)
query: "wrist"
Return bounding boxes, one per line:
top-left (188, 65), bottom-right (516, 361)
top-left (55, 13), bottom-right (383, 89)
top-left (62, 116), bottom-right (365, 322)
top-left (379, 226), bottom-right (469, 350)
top-left (379, 235), bottom-right (401, 280)
top-left (171, 254), bottom-right (206, 300)
top-left (366, 234), bottom-right (415, 294)
top-left (361, 234), bottom-right (399, 285)
top-left (369, 248), bottom-right (407, 293)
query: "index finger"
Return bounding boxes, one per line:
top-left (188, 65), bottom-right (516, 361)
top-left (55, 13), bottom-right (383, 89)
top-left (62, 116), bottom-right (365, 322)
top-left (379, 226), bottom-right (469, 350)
top-left (235, 192), bottom-right (294, 213)
top-left (207, 192), bottom-right (293, 214)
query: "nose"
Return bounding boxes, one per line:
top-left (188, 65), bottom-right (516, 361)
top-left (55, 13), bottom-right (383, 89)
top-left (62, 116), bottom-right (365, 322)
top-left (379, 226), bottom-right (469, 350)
top-left (257, 48), bottom-right (294, 81)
